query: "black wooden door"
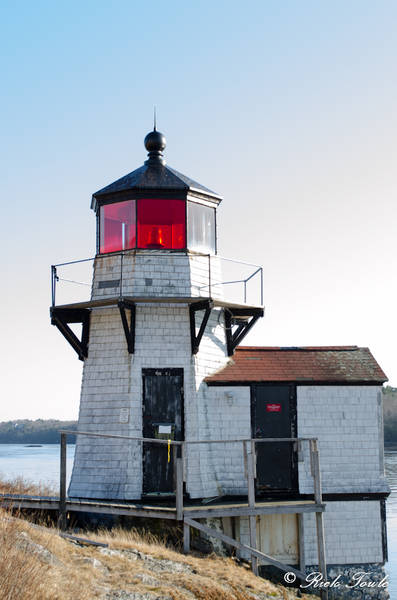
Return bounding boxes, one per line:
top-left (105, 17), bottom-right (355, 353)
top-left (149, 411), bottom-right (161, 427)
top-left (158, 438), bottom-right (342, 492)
top-left (251, 385), bottom-right (297, 493)
top-left (142, 369), bottom-right (184, 495)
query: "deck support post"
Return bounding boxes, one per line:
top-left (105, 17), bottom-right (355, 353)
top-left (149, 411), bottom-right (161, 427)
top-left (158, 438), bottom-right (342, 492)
top-left (183, 522), bottom-right (190, 553)
top-left (298, 513), bottom-right (305, 574)
top-left (58, 433), bottom-right (67, 531)
top-left (185, 517), bottom-right (307, 581)
top-left (311, 440), bottom-right (328, 600)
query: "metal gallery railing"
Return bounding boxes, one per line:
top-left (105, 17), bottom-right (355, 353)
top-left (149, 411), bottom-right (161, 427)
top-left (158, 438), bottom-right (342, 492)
top-left (51, 251), bottom-right (264, 308)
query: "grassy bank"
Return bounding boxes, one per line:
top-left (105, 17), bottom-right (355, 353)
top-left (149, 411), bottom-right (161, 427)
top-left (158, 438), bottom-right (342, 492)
top-left (0, 479), bottom-right (311, 600)
top-left (0, 511), bottom-right (313, 600)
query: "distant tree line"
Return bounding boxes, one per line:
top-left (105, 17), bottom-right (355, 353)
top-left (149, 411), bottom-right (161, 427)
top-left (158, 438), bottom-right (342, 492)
top-left (0, 420), bottom-right (77, 444)
top-left (0, 390), bottom-right (396, 446)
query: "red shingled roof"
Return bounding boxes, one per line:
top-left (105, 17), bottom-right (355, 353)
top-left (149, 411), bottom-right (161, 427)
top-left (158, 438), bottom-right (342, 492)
top-left (205, 346), bottom-right (387, 384)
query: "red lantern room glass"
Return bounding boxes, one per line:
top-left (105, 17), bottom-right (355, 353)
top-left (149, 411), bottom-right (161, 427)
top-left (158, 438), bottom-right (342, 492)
top-left (99, 198), bottom-right (186, 253)
top-left (137, 199), bottom-right (185, 249)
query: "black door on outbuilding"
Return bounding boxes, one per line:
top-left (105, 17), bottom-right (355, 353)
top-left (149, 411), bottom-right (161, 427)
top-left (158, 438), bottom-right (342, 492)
top-left (251, 385), bottom-right (297, 493)
top-left (142, 368), bottom-right (184, 495)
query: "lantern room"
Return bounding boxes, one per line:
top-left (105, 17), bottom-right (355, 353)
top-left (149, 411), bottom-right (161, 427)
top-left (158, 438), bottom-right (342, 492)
top-left (91, 129), bottom-right (220, 255)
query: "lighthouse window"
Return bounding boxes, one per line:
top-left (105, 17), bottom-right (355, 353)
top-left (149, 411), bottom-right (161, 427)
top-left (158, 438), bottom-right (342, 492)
top-left (137, 199), bottom-right (186, 249)
top-left (99, 200), bottom-right (136, 253)
top-left (187, 202), bottom-right (216, 254)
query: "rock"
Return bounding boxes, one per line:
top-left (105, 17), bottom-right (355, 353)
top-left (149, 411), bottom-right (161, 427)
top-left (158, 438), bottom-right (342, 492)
top-left (15, 531), bottom-right (62, 566)
top-left (133, 573), bottom-right (161, 586)
top-left (99, 546), bottom-right (192, 574)
top-left (100, 547), bottom-right (139, 560)
top-left (105, 591), bottom-right (172, 600)
top-left (201, 518), bottom-right (230, 557)
top-left (142, 556), bottom-right (193, 574)
top-left (74, 556), bottom-right (108, 573)
top-left (92, 558), bottom-right (105, 569)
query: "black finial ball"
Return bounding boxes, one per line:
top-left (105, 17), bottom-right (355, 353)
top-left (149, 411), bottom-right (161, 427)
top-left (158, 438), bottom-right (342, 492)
top-left (144, 130), bottom-right (166, 153)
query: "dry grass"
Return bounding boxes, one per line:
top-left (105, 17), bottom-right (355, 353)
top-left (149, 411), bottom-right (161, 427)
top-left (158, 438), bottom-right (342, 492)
top-left (85, 527), bottom-right (310, 600)
top-left (0, 512), bottom-right (45, 600)
top-left (0, 512), bottom-right (312, 600)
top-left (0, 508), bottom-right (99, 600)
top-left (0, 477), bottom-right (311, 600)
top-left (0, 474), bottom-right (55, 497)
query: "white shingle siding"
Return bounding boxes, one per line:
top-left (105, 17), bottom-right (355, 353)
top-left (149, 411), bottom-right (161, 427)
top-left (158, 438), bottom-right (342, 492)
top-left (91, 252), bottom-right (224, 300)
top-left (303, 500), bottom-right (384, 565)
top-left (185, 385), bottom-right (250, 498)
top-left (238, 500), bottom-right (383, 565)
top-left (297, 385), bottom-right (389, 494)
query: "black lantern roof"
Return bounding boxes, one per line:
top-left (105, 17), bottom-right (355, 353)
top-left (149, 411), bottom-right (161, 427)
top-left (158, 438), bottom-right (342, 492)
top-left (91, 129), bottom-right (223, 211)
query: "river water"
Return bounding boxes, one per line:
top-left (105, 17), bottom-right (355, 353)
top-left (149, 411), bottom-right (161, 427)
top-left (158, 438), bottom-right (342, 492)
top-left (386, 450), bottom-right (397, 598)
top-left (0, 445), bottom-right (396, 596)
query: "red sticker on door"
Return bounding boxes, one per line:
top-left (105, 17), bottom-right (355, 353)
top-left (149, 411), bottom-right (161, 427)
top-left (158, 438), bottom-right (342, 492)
top-left (266, 403), bottom-right (281, 412)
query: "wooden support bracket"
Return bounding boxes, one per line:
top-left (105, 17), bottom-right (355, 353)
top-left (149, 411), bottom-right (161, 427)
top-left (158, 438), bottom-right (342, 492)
top-left (50, 307), bottom-right (91, 361)
top-left (224, 307), bottom-right (264, 356)
top-left (118, 300), bottom-right (136, 354)
top-left (189, 300), bottom-right (213, 354)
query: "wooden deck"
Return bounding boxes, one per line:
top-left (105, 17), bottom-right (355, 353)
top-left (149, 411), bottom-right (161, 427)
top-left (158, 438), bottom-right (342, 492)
top-left (0, 493), bottom-right (324, 520)
top-left (1, 432), bottom-right (329, 599)
top-left (54, 295), bottom-right (263, 312)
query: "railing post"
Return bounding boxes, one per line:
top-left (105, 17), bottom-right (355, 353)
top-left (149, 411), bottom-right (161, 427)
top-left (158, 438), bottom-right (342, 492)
top-left (260, 267), bottom-right (263, 306)
top-left (51, 266), bottom-right (57, 307)
top-left (311, 439), bottom-right (328, 600)
top-left (208, 254), bottom-right (211, 297)
top-left (58, 432), bottom-right (67, 531)
top-left (182, 442), bottom-right (187, 482)
top-left (120, 253), bottom-right (123, 298)
top-left (176, 454), bottom-right (184, 521)
top-left (245, 441), bottom-right (258, 575)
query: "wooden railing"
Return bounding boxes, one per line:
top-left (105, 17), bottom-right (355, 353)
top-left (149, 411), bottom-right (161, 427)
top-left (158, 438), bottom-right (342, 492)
top-left (58, 431), bottom-right (327, 597)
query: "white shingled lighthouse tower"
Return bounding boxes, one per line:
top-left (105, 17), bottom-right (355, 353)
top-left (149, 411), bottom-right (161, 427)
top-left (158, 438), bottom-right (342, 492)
top-left (51, 128), bottom-right (264, 500)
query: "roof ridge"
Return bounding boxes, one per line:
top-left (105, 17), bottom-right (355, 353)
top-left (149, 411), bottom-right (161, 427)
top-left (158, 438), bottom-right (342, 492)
top-left (236, 346), bottom-right (360, 352)
top-left (205, 346), bottom-right (387, 384)
top-left (92, 163), bottom-right (222, 201)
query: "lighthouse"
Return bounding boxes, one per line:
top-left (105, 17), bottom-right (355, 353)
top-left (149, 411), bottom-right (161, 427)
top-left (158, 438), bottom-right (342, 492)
top-left (51, 128), bottom-right (264, 500)
top-left (50, 128), bottom-right (389, 597)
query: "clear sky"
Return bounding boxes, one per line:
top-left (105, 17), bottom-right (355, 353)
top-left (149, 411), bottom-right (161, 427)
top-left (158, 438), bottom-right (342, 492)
top-left (1, 1), bottom-right (396, 420)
